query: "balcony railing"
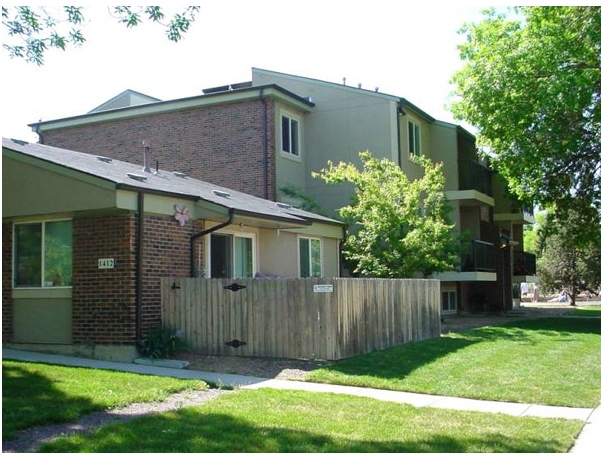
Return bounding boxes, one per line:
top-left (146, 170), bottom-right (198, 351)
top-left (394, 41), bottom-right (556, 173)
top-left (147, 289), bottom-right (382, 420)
top-left (514, 251), bottom-right (536, 276)
top-left (458, 160), bottom-right (493, 196)
top-left (461, 240), bottom-right (496, 272)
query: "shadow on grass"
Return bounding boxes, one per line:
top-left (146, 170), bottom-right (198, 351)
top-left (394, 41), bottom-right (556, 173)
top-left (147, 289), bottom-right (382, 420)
top-left (39, 409), bottom-right (571, 453)
top-left (310, 317), bottom-right (601, 382)
top-left (2, 362), bottom-right (99, 440)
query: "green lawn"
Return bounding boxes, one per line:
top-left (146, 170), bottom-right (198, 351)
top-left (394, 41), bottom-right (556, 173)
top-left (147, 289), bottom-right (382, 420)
top-left (563, 305), bottom-right (601, 317)
top-left (39, 389), bottom-right (582, 453)
top-left (307, 317), bottom-right (601, 407)
top-left (2, 361), bottom-right (207, 440)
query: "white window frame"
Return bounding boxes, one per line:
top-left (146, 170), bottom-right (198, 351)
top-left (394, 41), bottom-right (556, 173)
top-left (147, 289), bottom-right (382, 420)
top-left (442, 289), bottom-right (458, 314)
top-left (408, 118), bottom-right (422, 156)
top-left (281, 111), bottom-right (301, 159)
top-left (206, 231), bottom-right (257, 278)
top-left (13, 218), bottom-right (73, 289)
top-left (298, 236), bottom-right (323, 278)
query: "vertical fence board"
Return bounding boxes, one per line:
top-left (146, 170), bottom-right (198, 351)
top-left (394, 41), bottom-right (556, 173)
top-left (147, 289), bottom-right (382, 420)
top-left (162, 277), bottom-right (440, 360)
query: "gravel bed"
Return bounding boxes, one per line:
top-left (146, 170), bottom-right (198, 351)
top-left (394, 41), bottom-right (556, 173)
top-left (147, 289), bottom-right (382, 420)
top-left (2, 388), bottom-right (227, 453)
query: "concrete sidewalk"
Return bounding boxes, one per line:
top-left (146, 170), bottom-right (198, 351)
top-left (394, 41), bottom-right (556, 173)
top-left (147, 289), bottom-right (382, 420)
top-left (3, 348), bottom-right (599, 452)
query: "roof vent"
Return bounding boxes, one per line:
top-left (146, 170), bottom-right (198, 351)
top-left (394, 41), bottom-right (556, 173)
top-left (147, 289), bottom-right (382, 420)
top-left (173, 171), bottom-right (187, 178)
top-left (275, 202), bottom-right (292, 209)
top-left (127, 173), bottom-right (148, 182)
top-left (96, 156), bottom-right (113, 163)
top-left (212, 189), bottom-right (231, 199)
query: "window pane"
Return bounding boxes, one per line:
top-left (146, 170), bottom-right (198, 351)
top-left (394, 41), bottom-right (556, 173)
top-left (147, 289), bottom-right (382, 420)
top-left (211, 234), bottom-right (232, 278)
top-left (414, 124), bottom-right (421, 155)
top-left (449, 291), bottom-right (456, 311)
top-left (44, 221), bottom-right (73, 287)
top-left (299, 238), bottom-right (310, 277)
top-left (408, 122), bottom-right (415, 154)
top-left (291, 118), bottom-right (299, 156)
top-left (310, 239), bottom-right (322, 277)
top-left (282, 116), bottom-right (290, 153)
top-left (15, 224), bottom-right (42, 287)
top-left (234, 237), bottom-right (253, 278)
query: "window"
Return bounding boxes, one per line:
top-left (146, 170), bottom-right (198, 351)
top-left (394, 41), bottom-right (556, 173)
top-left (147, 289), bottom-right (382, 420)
top-left (442, 290), bottom-right (457, 313)
top-left (209, 233), bottom-right (255, 278)
top-left (408, 120), bottom-right (421, 156)
top-left (299, 237), bottom-right (322, 278)
top-left (281, 114), bottom-right (300, 157)
top-left (14, 220), bottom-right (72, 288)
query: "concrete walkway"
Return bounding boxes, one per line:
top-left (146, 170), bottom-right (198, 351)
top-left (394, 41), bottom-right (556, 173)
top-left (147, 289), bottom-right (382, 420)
top-left (3, 348), bottom-right (599, 453)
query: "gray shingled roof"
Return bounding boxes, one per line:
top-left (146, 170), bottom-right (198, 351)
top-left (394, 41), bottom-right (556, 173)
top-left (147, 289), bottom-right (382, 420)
top-left (3, 137), bottom-right (342, 227)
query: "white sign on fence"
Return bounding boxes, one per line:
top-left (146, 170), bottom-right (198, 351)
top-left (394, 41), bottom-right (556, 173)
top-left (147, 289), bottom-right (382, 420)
top-left (313, 284), bottom-right (334, 293)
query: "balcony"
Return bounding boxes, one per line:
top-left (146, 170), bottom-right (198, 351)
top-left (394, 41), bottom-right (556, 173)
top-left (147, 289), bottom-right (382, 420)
top-left (514, 251), bottom-right (536, 276)
top-left (459, 160), bottom-right (493, 196)
top-left (436, 239), bottom-right (497, 282)
top-left (462, 240), bottom-right (496, 272)
top-left (493, 203), bottom-right (536, 224)
top-left (447, 160), bottom-right (494, 206)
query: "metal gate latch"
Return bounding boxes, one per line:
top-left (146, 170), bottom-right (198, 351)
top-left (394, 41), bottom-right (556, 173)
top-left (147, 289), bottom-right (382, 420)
top-left (225, 339), bottom-right (247, 348)
top-left (224, 283), bottom-right (246, 292)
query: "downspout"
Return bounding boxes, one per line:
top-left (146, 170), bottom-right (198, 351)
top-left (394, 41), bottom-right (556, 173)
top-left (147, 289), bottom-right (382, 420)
top-left (190, 208), bottom-right (235, 277)
top-left (397, 101), bottom-right (406, 169)
top-left (259, 88), bottom-right (269, 200)
top-left (135, 192), bottom-right (145, 343)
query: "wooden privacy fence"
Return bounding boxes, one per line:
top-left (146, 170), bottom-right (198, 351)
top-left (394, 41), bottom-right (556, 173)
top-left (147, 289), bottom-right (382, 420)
top-left (161, 278), bottom-right (441, 361)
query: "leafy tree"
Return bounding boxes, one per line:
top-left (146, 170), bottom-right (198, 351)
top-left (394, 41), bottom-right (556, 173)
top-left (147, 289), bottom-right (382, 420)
top-left (314, 151), bottom-right (463, 278)
top-left (451, 6), bottom-right (601, 242)
top-left (538, 231), bottom-right (601, 306)
top-left (536, 209), bottom-right (601, 305)
top-left (2, 6), bottom-right (200, 65)
top-left (523, 211), bottom-right (547, 255)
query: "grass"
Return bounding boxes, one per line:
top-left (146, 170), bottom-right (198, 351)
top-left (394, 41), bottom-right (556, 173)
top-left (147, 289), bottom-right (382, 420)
top-left (39, 389), bottom-right (583, 453)
top-left (2, 360), bottom-right (207, 440)
top-left (307, 317), bottom-right (601, 407)
top-left (563, 305), bottom-right (601, 317)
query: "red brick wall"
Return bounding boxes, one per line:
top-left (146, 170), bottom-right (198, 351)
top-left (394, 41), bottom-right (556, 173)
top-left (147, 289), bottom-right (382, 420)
top-left (42, 99), bottom-right (278, 200)
top-left (2, 222), bottom-right (13, 343)
top-left (140, 215), bottom-right (195, 334)
top-left (72, 212), bottom-right (197, 345)
top-left (72, 214), bottom-right (138, 345)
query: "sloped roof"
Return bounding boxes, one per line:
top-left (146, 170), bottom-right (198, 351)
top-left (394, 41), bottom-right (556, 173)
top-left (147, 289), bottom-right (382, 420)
top-left (2, 138), bottom-right (341, 227)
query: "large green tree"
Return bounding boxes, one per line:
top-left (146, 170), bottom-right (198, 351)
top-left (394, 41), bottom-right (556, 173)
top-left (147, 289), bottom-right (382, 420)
top-left (451, 6), bottom-right (600, 241)
top-left (536, 210), bottom-right (601, 305)
top-left (2, 6), bottom-right (200, 65)
top-left (314, 151), bottom-right (463, 278)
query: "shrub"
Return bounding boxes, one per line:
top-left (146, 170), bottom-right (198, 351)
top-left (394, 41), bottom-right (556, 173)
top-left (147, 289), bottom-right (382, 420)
top-left (138, 325), bottom-right (189, 359)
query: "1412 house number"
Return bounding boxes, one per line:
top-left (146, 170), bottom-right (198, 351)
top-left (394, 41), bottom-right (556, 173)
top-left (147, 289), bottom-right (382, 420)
top-left (98, 258), bottom-right (115, 269)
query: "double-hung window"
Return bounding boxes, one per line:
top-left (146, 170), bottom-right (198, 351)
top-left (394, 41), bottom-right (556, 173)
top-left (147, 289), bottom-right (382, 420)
top-left (442, 290), bottom-right (457, 313)
top-left (209, 233), bottom-right (255, 278)
top-left (281, 114), bottom-right (300, 157)
top-left (299, 237), bottom-right (322, 278)
top-left (408, 120), bottom-right (421, 156)
top-left (14, 220), bottom-right (73, 288)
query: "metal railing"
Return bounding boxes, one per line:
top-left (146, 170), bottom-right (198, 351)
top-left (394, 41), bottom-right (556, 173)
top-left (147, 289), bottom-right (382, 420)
top-left (514, 251), bottom-right (536, 276)
top-left (458, 160), bottom-right (493, 196)
top-left (461, 240), bottom-right (496, 272)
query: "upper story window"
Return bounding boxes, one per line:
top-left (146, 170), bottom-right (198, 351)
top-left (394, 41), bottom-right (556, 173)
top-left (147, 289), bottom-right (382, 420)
top-left (299, 237), bottom-right (322, 278)
top-left (281, 114), bottom-right (300, 157)
top-left (408, 120), bottom-right (421, 156)
top-left (14, 220), bottom-right (73, 288)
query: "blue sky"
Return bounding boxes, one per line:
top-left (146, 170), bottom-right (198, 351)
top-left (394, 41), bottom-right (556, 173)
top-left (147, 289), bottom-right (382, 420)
top-left (2, 2), bottom-right (499, 142)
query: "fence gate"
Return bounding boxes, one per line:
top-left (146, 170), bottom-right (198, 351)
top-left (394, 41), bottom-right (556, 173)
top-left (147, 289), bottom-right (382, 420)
top-left (162, 277), bottom-right (441, 360)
